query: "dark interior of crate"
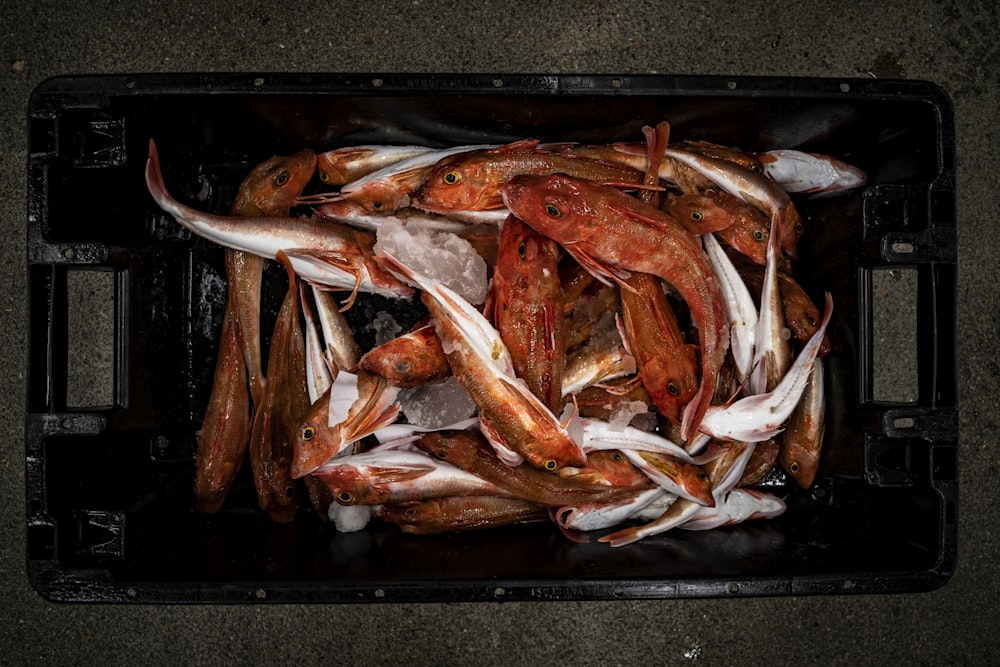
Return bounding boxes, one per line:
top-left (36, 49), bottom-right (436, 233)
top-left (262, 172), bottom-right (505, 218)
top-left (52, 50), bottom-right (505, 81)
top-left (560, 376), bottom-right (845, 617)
top-left (26, 82), bottom-right (956, 599)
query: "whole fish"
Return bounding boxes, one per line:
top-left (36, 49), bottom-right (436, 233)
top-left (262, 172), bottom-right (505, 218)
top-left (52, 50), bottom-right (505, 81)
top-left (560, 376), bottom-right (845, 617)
top-left (413, 139), bottom-right (644, 214)
top-left (378, 250), bottom-right (587, 470)
top-left (749, 218), bottom-right (792, 396)
top-left (357, 320), bottom-right (451, 388)
top-left (247, 253), bottom-right (309, 522)
top-left (662, 146), bottom-right (804, 259)
top-left (145, 140), bottom-right (413, 303)
top-left (491, 215), bottom-right (565, 413)
top-left (679, 488), bottom-right (786, 531)
top-left (617, 272), bottom-right (699, 424)
top-left (317, 145), bottom-right (433, 186)
top-left (698, 294), bottom-right (832, 442)
top-left (664, 190), bottom-right (771, 266)
top-left (376, 496), bottom-right (548, 534)
top-left (306, 144), bottom-right (496, 214)
top-left (756, 149), bottom-right (866, 195)
top-left (312, 449), bottom-right (508, 505)
top-left (501, 173), bottom-right (729, 441)
top-left (779, 358), bottom-right (825, 488)
top-left (193, 306), bottom-right (252, 513)
top-left (621, 450), bottom-right (715, 506)
top-left (291, 370), bottom-right (401, 478)
top-left (413, 430), bottom-right (633, 506)
top-left (194, 149), bottom-right (314, 514)
top-left (554, 488), bottom-right (668, 533)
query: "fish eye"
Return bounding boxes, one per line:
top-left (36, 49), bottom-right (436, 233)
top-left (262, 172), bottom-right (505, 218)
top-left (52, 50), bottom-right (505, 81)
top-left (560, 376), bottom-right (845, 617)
top-left (690, 210), bottom-right (704, 222)
top-left (611, 452), bottom-right (624, 462)
top-left (544, 459), bottom-right (558, 471)
top-left (544, 203), bottom-right (561, 218)
top-left (371, 201), bottom-right (384, 210)
top-left (319, 170), bottom-right (330, 184)
top-left (284, 486), bottom-right (295, 499)
top-left (434, 450), bottom-right (447, 460)
top-left (215, 487), bottom-right (227, 498)
top-left (275, 170), bottom-right (290, 187)
top-left (806, 314), bottom-right (817, 326)
top-left (789, 462), bottom-right (801, 474)
top-left (403, 507), bottom-right (417, 518)
top-left (667, 382), bottom-right (680, 396)
top-left (443, 171), bottom-right (460, 185)
top-left (394, 360), bottom-right (412, 374)
top-left (752, 229), bottom-right (765, 241)
top-left (795, 222), bottom-right (804, 234)
top-left (301, 426), bottom-right (316, 441)
top-left (698, 472), bottom-right (710, 482)
top-left (517, 241), bottom-right (527, 259)
top-left (336, 491), bottom-right (355, 505)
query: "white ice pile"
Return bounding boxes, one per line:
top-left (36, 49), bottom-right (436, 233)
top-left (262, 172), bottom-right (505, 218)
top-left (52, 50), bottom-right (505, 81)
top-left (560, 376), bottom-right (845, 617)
top-left (608, 400), bottom-right (653, 431)
top-left (373, 219), bottom-right (488, 305)
top-left (397, 376), bottom-right (478, 429)
top-left (328, 502), bottom-right (372, 532)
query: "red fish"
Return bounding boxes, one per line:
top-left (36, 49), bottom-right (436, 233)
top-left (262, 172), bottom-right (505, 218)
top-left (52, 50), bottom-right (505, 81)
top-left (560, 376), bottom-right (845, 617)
top-left (193, 149), bottom-right (315, 514)
top-left (490, 215), bottom-right (565, 413)
top-left (357, 319), bottom-right (451, 388)
top-left (501, 174), bottom-right (729, 441)
top-left (376, 496), bottom-right (548, 534)
top-left (412, 139), bottom-right (644, 214)
top-left (247, 253), bottom-right (310, 522)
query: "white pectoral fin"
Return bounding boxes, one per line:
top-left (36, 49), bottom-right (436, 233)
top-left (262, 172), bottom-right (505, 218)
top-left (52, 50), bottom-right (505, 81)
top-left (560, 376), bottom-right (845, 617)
top-left (328, 371), bottom-right (361, 427)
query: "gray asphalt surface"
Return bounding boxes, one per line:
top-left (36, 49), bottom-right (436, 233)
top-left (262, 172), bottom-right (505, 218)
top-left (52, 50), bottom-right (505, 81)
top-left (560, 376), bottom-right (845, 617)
top-left (2, 1), bottom-right (997, 664)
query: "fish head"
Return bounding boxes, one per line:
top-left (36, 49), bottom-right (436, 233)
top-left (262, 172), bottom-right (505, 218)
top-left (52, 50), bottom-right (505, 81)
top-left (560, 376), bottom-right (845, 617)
top-left (231, 149), bottom-right (316, 215)
top-left (664, 192), bottom-right (731, 235)
top-left (358, 328), bottom-right (448, 389)
top-left (501, 174), bottom-right (604, 246)
top-left (317, 147), bottom-right (372, 186)
top-left (780, 437), bottom-right (821, 489)
top-left (572, 450), bottom-right (650, 488)
top-left (194, 460), bottom-right (240, 514)
top-left (780, 287), bottom-right (832, 356)
top-left (341, 181), bottom-right (410, 214)
top-left (290, 398), bottom-right (340, 479)
top-left (413, 430), bottom-right (482, 467)
top-left (412, 154), bottom-right (497, 213)
top-left (313, 466), bottom-right (382, 506)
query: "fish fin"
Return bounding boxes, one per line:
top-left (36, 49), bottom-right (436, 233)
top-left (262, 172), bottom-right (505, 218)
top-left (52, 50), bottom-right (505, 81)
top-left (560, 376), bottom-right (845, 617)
top-left (610, 142), bottom-right (646, 156)
top-left (565, 246), bottom-right (634, 292)
top-left (478, 417), bottom-right (525, 466)
top-left (605, 200), bottom-right (680, 236)
top-left (342, 375), bottom-right (401, 442)
top-left (487, 139), bottom-right (541, 154)
top-left (365, 464), bottom-right (435, 484)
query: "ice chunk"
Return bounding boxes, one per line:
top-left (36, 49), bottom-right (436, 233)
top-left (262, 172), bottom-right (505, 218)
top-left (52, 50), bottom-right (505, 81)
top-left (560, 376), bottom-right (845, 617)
top-left (371, 310), bottom-right (402, 347)
top-left (328, 502), bottom-right (372, 532)
top-left (374, 219), bottom-right (488, 305)
top-left (398, 376), bottom-right (478, 429)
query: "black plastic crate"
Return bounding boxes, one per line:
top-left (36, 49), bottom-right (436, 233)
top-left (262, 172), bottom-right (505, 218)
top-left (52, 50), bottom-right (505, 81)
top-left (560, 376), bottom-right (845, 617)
top-left (25, 74), bottom-right (957, 602)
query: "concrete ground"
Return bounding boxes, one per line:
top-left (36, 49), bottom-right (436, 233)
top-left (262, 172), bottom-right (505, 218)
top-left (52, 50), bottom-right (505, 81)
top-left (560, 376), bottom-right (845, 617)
top-left (2, 1), bottom-right (997, 664)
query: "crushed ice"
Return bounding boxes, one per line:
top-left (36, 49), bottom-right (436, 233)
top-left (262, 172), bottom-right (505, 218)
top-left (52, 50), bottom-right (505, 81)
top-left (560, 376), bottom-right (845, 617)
top-left (398, 376), bottom-right (478, 429)
top-left (374, 219), bottom-right (488, 305)
top-left (328, 502), bottom-right (372, 532)
top-left (371, 310), bottom-right (402, 347)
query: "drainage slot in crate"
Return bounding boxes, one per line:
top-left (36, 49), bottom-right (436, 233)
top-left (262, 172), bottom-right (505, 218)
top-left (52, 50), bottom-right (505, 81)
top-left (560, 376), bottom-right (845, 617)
top-left (871, 267), bottom-right (918, 402)
top-left (66, 269), bottom-right (115, 408)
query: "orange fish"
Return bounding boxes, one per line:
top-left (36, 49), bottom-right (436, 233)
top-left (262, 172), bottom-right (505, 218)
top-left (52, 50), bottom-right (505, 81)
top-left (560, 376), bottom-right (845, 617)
top-left (490, 215), bottom-right (565, 413)
top-left (502, 173), bottom-right (729, 441)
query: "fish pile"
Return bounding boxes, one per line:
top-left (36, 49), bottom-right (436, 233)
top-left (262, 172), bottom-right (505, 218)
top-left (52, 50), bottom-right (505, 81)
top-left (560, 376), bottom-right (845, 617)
top-left (146, 122), bottom-right (862, 546)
